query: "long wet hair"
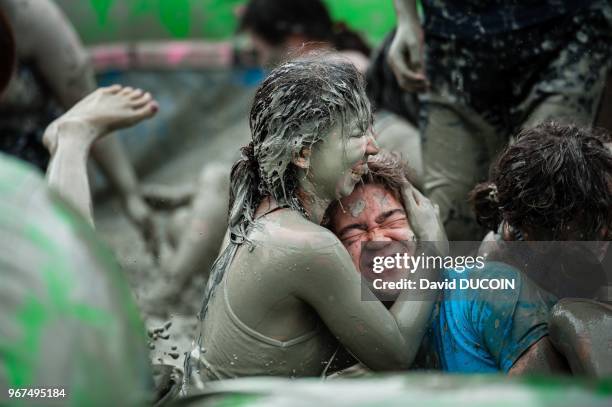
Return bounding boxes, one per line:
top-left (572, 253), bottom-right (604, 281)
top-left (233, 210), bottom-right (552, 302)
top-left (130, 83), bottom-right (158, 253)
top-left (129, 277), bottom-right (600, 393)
top-left (0, 9), bottom-right (15, 94)
top-left (199, 54), bottom-right (371, 319)
top-left (239, 0), bottom-right (371, 56)
top-left (469, 122), bottom-right (612, 239)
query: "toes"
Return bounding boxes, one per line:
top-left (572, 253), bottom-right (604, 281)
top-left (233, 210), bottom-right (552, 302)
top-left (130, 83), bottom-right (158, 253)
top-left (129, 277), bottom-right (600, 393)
top-left (130, 88), bottom-right (145, 100)
top-left (103, 84), bottom-right (122, 94)
top-left (134, 101), bottom-right (159, 119)
top-left (131, 92), bottom-right (153, 108)
top-left (119, 86), bottom-right (134, 96)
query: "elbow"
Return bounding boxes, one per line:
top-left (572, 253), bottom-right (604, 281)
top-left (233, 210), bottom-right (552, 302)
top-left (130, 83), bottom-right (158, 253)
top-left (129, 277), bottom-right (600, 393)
top-left (368, 347), bottom-right (414, 372)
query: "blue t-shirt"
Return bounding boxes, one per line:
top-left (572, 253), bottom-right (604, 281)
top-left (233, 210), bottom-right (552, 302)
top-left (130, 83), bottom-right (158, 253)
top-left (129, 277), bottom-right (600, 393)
top-left (414, 262), bottom-right (557, 372)
top-left (422, 0), bottom-right (593, 39)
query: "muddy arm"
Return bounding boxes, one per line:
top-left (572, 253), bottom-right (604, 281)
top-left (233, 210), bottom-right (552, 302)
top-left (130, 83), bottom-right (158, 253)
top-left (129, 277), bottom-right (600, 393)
top-left (388, 0), bottom-right (426, 91)
top-left (548, 298), bottom-right (612, 376)
top-left (293, 237), bottom-right (438, 371)
top-left (508, 336), bottom-right (569, 375)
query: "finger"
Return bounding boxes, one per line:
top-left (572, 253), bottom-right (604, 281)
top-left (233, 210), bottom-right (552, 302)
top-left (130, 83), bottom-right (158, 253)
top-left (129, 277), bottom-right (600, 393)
top-left (410, 185), bottom-right (428, 204)
top-left (401, 184), bottom-right (419, 213)
top-left (407, 43), bottom-right (423, 72)
top-left (396, 70), bottom-right (428, 92)
top-left (388, 55), bottom-right (411, 88)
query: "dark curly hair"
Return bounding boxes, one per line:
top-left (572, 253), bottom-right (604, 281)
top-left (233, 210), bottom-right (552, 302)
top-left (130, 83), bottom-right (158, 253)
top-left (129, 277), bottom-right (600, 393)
top-left (470, 122), bottom-right (612, 239)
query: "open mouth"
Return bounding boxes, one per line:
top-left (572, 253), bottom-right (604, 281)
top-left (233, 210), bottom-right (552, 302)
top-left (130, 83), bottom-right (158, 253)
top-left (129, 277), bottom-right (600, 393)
top-left (350, 163), bottom-right (368, 181)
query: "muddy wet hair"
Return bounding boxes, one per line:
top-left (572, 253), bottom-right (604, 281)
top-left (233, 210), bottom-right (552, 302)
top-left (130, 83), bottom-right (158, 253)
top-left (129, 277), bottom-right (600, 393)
top-left (198, 54), bottom-right (371, 320)
top-left (239, 0), bottom-right (371, 56)
top-left (0, 9), bottom-right (15, 94)
top-left (469, 122), bottom-right (612, 239)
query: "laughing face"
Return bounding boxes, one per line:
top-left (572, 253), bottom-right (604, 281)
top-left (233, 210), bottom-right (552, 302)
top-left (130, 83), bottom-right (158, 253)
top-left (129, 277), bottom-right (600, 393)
top-left (307, 119), bottom-right (378, 200)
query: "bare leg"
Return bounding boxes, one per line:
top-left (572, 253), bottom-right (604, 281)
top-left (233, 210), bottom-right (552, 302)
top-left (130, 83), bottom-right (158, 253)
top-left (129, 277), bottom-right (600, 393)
top-left (45, 85), bottom-right (158, 225)
top-left (2, 0), bottom-right (158, 251)
top-left (549, 298), bottom-right (612, 377)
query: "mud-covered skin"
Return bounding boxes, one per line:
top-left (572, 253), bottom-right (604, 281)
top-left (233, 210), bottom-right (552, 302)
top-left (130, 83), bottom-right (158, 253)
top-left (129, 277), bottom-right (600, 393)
top-left (330, 179), bottom-right (563, 375)
top-left (330, 184), bottom-right (416, 296)
top-left (0, 0), bottom-right (157, 248)
top-left (45, 85), bottom-right (158, 225)
top-left (190, 205), bottom-right (439, 383)
top-left (0, 154), bottom-right (152, 406)
top-left (185, 59), bottom-right (443, 388)
top-left (549, 298), bottom-right (612, 377)
top-left (420, 1), bottom-right (612, 240)
top-left (508, 337), bottom-right (569, 376)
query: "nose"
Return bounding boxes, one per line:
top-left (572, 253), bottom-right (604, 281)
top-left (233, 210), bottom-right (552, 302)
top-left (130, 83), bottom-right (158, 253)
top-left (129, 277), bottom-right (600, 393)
top-left (369, 227), bottom-right (391, 242)
top-left (365, 134), bottom-right (379, 157)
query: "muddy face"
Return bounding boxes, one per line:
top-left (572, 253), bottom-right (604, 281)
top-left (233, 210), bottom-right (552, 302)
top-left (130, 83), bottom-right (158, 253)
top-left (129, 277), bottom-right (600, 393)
top-left (307, 120), bottom-right (377, 201)
top-left (330, 184), bottom-right (415, 296)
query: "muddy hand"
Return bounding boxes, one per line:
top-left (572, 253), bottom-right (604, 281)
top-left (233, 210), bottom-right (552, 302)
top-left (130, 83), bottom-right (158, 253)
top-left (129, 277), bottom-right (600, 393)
top-left (402, 184), bottom-right (448, 255)
top-left (43, 85), bottom-right (158, 154)
top-left (387, 24), bottom-right (427, 92)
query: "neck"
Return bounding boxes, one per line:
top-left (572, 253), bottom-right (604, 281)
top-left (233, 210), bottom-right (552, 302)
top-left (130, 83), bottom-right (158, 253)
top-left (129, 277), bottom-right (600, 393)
top-left (297, 173), bottom-right (333, 225)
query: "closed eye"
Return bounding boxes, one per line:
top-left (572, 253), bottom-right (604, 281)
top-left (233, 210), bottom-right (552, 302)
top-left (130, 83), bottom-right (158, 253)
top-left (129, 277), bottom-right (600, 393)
top-left (380, 216), bottom-right (409, 229)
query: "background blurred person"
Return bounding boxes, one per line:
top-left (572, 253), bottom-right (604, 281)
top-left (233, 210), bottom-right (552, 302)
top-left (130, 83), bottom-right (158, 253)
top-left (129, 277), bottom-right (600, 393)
top-left (0, 0), bottom-right (158, 253)
top-left (0, 13), bottom-right (158, 404)
top-left (389, 0), bottom-right (612, 240)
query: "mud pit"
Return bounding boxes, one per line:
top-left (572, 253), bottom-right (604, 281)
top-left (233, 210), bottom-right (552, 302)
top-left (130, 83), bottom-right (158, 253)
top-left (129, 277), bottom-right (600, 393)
top-left (92, 69), bottom-right (254, 371)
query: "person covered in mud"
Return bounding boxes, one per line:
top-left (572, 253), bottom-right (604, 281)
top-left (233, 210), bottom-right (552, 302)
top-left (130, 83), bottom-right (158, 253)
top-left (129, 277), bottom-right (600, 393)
top-left (324, 151), bottom-right (567, 374)
top-left (469, 122), bottom-right (612, 376)
top-left (389, 0), bottom-right (612, 240)
top-left (183, 56), bottom-right (447, 386)
top-left (239, 0), bottom-right (371, 71)
top-left (0, 0), bottom-right (158, 249)
top-left (142, 0), bottom-right (424, 309)
top-left (0, 12), bottom-right (160, 403)
top-left (470, 122), bottom-right (611, 297)
top-left (239, 0), bottom-right (423, 178)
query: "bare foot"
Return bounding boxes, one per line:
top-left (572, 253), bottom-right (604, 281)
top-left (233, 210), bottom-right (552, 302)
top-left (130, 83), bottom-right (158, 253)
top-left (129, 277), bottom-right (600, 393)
top-left (43, 85), bottom-right (158, 153)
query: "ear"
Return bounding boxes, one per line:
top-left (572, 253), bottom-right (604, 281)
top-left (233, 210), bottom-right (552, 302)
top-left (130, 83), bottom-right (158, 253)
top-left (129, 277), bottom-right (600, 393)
top-left (292, 147), bottom-right (311, 169)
